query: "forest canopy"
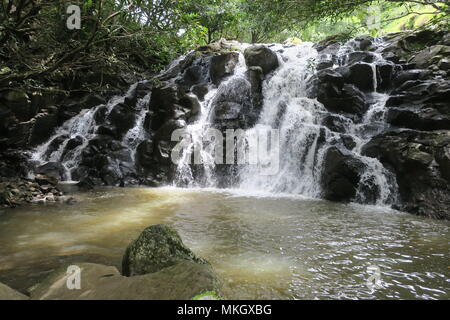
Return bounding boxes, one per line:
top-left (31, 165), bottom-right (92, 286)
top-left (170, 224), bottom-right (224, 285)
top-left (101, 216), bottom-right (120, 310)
top-left (0, 0), bottom-right (448, 89)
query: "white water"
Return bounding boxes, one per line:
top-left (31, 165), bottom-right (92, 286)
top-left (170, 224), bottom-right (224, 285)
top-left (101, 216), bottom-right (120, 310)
top-left (31, 84), bottom-right (146, 181)
top-left (31, 39), bottom-right (398, 206)
top-left (175, 40), bottom-right (398, 206)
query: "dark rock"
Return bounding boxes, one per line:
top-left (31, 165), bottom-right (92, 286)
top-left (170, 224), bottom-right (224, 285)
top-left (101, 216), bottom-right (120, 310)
top-left (346, 51), bottom-right (377, 64)
top-left (321, 146), bottom-right (367, 202)
top-left (29, 110), bottom-right (59, 146)
top-left (393, 69), bottom-right (432, 86)
top-left (191, 83), bottom-right (209, 101)
top-left (136, 140), bottom-right (154, 169)
top-left (36, 162), bottom-right (65, 181)
top-left (35, 174), bottom-right (58, 186)
top-left (122, 224), bottom-right (208, 277)
top-left (108, 103), bottom-right (135, 138)
top-left (244, 45), bottom-right (279, 75)
top-left (343, 62), bottom-right (376, 91)
top-left (209, 52), bottom-right (239, 85)
top-left (362, 130), bottom-right (450, 219)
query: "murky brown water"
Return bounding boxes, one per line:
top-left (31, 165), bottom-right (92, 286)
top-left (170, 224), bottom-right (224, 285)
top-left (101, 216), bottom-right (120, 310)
top-left (0, 187), bottom-right (448, 299)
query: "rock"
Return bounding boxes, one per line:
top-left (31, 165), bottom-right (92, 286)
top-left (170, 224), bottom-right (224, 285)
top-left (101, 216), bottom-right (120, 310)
top-left (436, 146), bottom-right (450, 181)
top-left (179, 93), bottom-right (202, 122)
top-left (0, 283), bottom-right (28, 300)
top-left (393, 69), bottom-right (432, 87)
top-left (362, 130), bottom-right (450, 220)
top-left (322, 114), bottom-right (351, 133)
top-left (36, 162), bottom-right (65, 181)
top-left (136, 140), bottom-right (154, 168)
top-left (107, 103), bottom-right (136, 138)
top-left (321, 146), bottom-right (367, 202)
top-left (346, 51), bottom-right (377, 64)
top-left (209, 52), bottom-right (239, 85)
top-left (122, 224), bottom-right (208, 277)
top-left (29, 110), bottom-right (59, 146)
top-left (29, 262), bottom-right (220, 300)
top-left (343, 62), bottom-right (376, 91)
top-left (409, 45), bottom-right (450, 69)
top-left (191, 83), bottom-right (209, 101)
top-left (386, 80), bottom-right (450, 130)
top-left (244, 45), bottom-right (279, 75)
top-left (35, 174), bottom-right (58, 186)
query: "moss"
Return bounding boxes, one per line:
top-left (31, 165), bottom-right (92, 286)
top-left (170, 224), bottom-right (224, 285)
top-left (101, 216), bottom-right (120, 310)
top-left (192, 291), bottom-right (221, 300)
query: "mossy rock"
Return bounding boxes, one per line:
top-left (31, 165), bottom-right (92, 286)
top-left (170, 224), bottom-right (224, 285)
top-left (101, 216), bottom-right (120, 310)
top-left (122, 224), bottom-right (208, 277)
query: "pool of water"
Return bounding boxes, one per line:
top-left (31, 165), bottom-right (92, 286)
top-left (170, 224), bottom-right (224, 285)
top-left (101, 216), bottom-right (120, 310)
top-left (0, 187), bottom-right (448, 299)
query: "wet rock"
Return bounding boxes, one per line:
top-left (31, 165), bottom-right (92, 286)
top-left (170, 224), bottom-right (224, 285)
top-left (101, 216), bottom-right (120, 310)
top-left (29, 110), bottom-right (59, 146)
top-left (321, 146), bottom-right (367, 202)
top-left (122, 224), bottom-right (208, 277)
top-left (0, 283), bottom-right (28, 300)
top-left (386, 80), bottom-right (450, 130)
top-left (35, 174), bottom-right (58, 186)
top-left (29, 261), bottom-right (220, 300)
top-left (362, 130), bottom-right (450, 220)
top-left (244, 45), bottom-right (279, 75)
top-left (346, 51), bottom-right (377, 64)
top-left (179, 93), bottom-right (201, 122)
top-left (136, 140), bottom-right (154, 169)
top-left (107, 103), bottom-right (136, 138)
top-left (191, 83), bottom-right (209, 101)
top-left (393, 69), bottom-right (432, 86)
top-left (36, 162), bottom-right (65, 181)
top-left (210, 52), bottom-right (239, 85)
top-left (409, 45), bottom-right (450, 69)
top-left (343, 62), bottom-right (376, 91)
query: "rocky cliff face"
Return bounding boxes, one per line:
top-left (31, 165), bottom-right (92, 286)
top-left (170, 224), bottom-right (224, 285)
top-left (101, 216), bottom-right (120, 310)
top-left (1, 31), bottom-right (449, 220)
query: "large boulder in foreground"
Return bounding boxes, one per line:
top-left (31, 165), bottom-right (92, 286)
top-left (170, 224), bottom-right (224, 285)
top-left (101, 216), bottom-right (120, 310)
top-left (29, 261), bottom-right (220, 300)
top-left (122, 224), bottom-right (208, 277)
top-left (244, 45), bottom-right (279, 75)
top-left (321, 146), bottom-right (367, 202)
top-left (0, 283), bottom-right (28, 300)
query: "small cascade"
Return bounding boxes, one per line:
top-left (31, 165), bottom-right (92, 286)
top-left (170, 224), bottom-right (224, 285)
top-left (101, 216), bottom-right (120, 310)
top-left (174, 53), bottom-right (249, 187)
top-left (31, 83), bottom-right (148, 182)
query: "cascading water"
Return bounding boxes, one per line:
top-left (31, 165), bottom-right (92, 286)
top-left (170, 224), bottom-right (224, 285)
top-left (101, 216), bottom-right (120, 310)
top-left (174, 52), bottom-right (249, 187)
top-left (174, 40), bottom-right (398, 206)
top-left (30, 38), bottom-right (398, 206)
top-left (31, 83), bottom-right (148, 182)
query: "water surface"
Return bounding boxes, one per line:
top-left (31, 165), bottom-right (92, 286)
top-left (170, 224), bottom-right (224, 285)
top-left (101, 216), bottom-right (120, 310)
top-left (0, 187), bottom-right (448, 299)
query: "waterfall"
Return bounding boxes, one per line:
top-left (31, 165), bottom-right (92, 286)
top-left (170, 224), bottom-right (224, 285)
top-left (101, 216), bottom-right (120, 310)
top-left (30, 37), bottom-right (398, 206)
top-left (173, 40), bottom-right (398, 205)
top-left (31, 83), bottom-right (147, 182)
top-left (174, 53), bottom-right (249, 187)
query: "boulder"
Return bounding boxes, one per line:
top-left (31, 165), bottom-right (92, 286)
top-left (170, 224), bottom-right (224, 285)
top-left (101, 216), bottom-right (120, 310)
top-left (244, 45), bottom-right (279, 75)
top-left (122, 224), bottom-right (208, 277)
top-left (29, 110), bottom-right (59, 146)
top-left (209, 52), bottom-right (239, 85)
top-left (35, 173), bottom-right (58, 186)
top-left (343, 62), bottom-right (376, 91)
top-left (321, 146), bottom-right (367, 202)
top-left (136, 140), bottom-right (155, 169)
top-left (29, 262), bottom-right (220, 300)
top-left (0, 283), bottom-right (28, 300)
top-left (362, 130), bottom-right (450, 220)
